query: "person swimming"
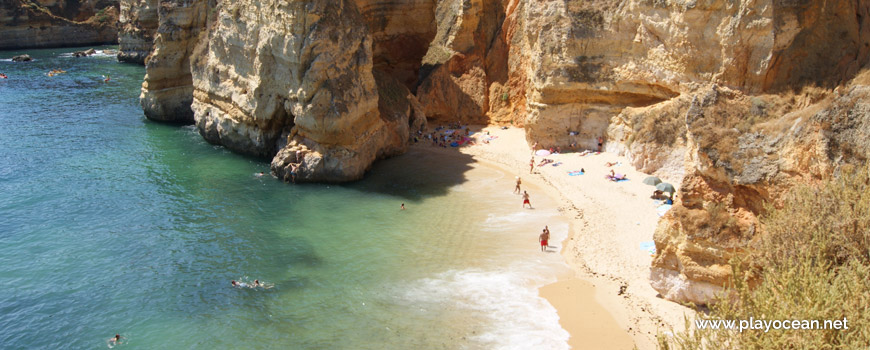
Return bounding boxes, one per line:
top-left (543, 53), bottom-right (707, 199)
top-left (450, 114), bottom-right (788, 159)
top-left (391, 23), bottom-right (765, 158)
top-left (231, 280), bottom-right (249, 288)
top-left (0, 73), bottom-right (7, 79)
top-left (103, 75), bottom-right (110, 83)
top-left (107, 334), bottom-right (122, 347)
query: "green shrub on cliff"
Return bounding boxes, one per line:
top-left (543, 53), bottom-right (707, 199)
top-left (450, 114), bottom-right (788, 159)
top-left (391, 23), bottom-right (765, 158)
top-left (96, 8), bottom-right (107, 23)
top-left (659, 166), bottom-right (870, 349)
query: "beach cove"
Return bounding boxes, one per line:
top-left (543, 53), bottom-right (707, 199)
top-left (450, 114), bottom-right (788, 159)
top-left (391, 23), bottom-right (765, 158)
top-left (0, 46), bottom-right (648, 349)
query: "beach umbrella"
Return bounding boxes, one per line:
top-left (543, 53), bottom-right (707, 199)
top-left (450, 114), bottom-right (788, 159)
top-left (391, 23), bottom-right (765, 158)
top-left (656, 182), bottom-right (675, 194)
top-left (535, 149), bottom-right (551, 156)
top-left (643, 176), bottom-right (662, 186)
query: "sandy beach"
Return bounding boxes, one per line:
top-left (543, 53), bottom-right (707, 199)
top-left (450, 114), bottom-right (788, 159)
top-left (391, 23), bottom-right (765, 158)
top-left (416, 125), bottom-right (692, 349)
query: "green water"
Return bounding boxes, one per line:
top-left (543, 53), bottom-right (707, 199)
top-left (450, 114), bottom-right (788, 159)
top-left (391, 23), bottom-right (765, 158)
top-left (0, 47), bottom-right (571, 349)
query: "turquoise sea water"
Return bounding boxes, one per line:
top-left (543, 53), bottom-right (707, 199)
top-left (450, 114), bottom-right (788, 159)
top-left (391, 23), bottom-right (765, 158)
top-left (0, 47), bottom-right (572, 349)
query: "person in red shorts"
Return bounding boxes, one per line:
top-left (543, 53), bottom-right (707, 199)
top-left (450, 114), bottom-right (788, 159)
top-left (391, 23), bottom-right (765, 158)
top-left (522, 191), bottom-right (532, 208)
top-left (539, 226), bottom-right (550, 251)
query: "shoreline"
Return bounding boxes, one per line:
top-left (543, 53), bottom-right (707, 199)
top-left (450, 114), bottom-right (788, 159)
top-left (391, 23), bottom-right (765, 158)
top-left (416, 125), bottom-right (691, 349)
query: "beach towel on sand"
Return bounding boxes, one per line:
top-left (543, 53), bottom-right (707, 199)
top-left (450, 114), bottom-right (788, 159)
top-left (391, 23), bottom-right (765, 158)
top-left (568, 171), bottom-right (584, 176)
top-left (639, 241), bottom-right (656, 255)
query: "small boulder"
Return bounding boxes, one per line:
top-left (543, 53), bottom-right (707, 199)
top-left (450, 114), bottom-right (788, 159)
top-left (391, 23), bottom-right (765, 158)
top-left (11, 54), bottom-right (32, 62)
top-left (72, 49), bottom-right (97, 57)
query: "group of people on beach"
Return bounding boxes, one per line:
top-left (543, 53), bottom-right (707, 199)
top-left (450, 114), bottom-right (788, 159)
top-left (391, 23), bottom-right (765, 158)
top-left (515, 176), bottom-right (550, 251)
top-left (523, 135), bottom-right (628, 252)
top-left (423, 124), bottom-right (476, 148)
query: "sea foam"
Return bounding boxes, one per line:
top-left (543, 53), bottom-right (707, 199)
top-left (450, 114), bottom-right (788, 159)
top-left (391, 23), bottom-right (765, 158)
top-left (401, 265), bottom-right (570, 350)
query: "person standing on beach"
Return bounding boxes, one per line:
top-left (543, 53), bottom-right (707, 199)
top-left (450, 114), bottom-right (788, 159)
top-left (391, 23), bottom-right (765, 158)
top-left (522, 191), bottom-right (532, 208)
top-left (514, 177), bottom-right (522, 194)
top-left (529, 157), bottom-right (534, 174)
top-left (539, 227), bottom-right (550, 251)
top-left (597, 136), bottom-right (603, 152)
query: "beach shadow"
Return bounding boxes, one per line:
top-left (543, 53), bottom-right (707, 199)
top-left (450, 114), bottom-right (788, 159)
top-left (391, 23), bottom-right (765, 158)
top-left (342, 146), bottom-right (476, 201)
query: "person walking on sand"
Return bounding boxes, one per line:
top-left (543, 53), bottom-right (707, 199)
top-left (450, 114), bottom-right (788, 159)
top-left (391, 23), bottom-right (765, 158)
top-left (529, 157), bottom-right (535, 174)
top-left (514, 177), bottom-right (522, 194)
top-left (539, 227), bottom-right (550, 251)
top-left (522, 191), bottom-right (532, 208)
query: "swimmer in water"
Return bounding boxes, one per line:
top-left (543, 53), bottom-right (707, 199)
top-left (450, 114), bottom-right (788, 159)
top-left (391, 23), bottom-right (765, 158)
top-left (401, 203), bottom-right (405, 210)
top-left (254, 280), bottom-right (260, 288)
top-left (0, 73), bottom-right (7, 79)
top-left (108, 334), bottom-right (122, 346)
top-left (103, 75), bottom-right (110, 83)
top-left (231, 280), bottom-right (248, 288)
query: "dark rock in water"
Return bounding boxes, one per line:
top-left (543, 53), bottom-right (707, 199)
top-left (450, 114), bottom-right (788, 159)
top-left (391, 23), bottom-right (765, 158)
top-left (72, 49), bottom-right (97, 57)
top-left (11, 54), bottom-right (32, 62)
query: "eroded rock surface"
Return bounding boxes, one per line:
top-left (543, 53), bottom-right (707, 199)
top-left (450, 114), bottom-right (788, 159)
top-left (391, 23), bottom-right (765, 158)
top-left (192, 0), bottom-right (421, 182)
top-left (0, 0), bottom-right (119, 50)
top-left (140, 0), bottom-right (211, 123)
top-left (117, 0), bottom-right (158, 64)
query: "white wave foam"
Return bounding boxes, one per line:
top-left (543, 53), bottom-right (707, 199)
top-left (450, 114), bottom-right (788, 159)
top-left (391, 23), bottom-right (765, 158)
top-left (58, 50), bottom-right (116, 58)
top-left (401, 266), bottom-right (570, 350)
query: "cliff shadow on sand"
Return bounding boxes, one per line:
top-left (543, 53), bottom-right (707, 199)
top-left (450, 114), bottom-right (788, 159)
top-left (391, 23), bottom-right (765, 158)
top-left (342, 146), bottom-right (476, 203)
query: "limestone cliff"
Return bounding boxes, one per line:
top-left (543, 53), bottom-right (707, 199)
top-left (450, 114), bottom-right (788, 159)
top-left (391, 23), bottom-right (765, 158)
top-left (0, 0), bottom-right (119, 50)
top-left (192, 0), bottom-right (422, 182)
top-left (351, 0), bottom-right (437, 89)
top-left (117, 0), bottom-right (157, 64)
top-left (139, 0), bottom-right (211, 123)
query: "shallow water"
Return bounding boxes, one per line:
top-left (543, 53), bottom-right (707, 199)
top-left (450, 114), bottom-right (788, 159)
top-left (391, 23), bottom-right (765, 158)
top-left (0, 47), bottom-right (571, 349)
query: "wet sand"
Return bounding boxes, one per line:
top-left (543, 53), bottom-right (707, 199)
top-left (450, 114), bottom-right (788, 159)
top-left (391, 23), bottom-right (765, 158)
top-left (539, 278), bottom-right (635, 349)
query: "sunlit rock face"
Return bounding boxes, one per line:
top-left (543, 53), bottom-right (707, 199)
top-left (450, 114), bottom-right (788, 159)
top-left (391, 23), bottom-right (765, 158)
top-left (139, 0), bottom-right (211, 124)
top-left (118, 0), bottom-right (158, 64)
top-left (190, 0), bottom-right (422, 182)
top-left (0, 0), bottom-right (120, 50)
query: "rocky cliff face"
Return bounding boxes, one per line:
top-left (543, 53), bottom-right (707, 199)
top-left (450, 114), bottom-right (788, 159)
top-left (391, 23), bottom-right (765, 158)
top-left (190, 0), bottom-right (422, 182)
top-left (139, 0), bottom-right (211, 123)
top-left (117, 0), bottom-right (157, 64)
top-left (351, 0), bottom-right (437, 89)
top-left (0, 0), bottom-right (119, 50)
